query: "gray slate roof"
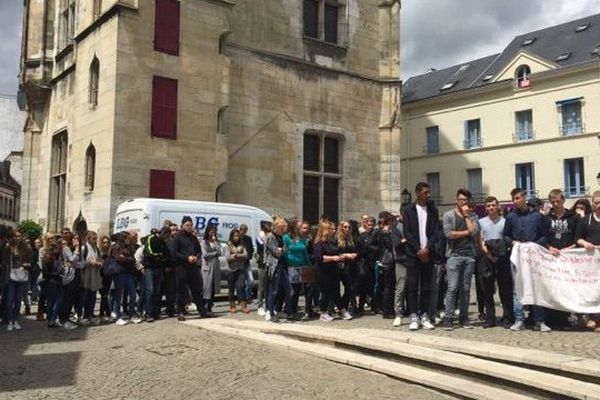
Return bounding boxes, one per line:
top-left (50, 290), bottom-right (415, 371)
top-left (403, 13), bottom-right (600, 104)
top-left (0, 161), bottom-right (20, 190)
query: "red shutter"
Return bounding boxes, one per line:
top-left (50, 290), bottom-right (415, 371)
top-left (149, 169), bottom-right (175, 199)
top-left (154, 0), bottom-right (180, 55)
top-left (151, 76), bottom-right (178, 139)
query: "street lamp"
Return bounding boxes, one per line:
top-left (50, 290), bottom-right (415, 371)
top-left (401, 188), bottom-right (412, 206)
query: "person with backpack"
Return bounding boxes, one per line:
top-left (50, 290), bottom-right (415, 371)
top-left (143, 229), bottom-right (169, 322)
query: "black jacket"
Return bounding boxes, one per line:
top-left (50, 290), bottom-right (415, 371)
top-left (402, 201), bottom-right (442, 258)
top-left (173, 230), bottom-right (202, 267)
top-left (357, 229), bottom-right (379, 266)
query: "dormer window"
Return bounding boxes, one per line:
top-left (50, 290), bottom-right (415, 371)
top-left (555, 52), bottom-right (571, 62)
top-left (516, 65), bottom-right (531, 89)
top-left (482, 73), bottom-right (494, 82)
top-left (440, 81), bottom-right (458, 91)
top-left (521, 37), bottom-right (536, 46)
top-left (576, 23), bottom-right (591, 33)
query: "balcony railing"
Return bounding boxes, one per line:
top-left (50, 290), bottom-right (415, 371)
top-left (463, 136), bottom-right (483, 150)
top-left (422, 144), bottom-right (440, 154)
top-left (513, 130), bottom-right (535, 143)
top-left (564, 186), bottom-right (589, 198)
top-left (560, 120), bottom-right (584, 136)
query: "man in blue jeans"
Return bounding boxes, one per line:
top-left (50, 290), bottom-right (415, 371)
top-left (503, 188), bottom-right (547, 331)
top-left (442, 188), bottom-right (481, 330)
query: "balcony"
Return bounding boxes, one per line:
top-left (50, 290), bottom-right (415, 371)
top-left (564, 186), bottom-right (589, 198)
top-left (560, 120), bottom-right (584, 136)
top-left (422, 144), bottom-right (440, 155)
top-left (513, 130), bottom-right (535, 143)
top-left (463, 136), bottom-right (483, 150)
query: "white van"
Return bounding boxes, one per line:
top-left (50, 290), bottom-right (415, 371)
top-left (113, 198), bottom-right (272, 294)
top-left (113, 198), bottom-right (271, 242)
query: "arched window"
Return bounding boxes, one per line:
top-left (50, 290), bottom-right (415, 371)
top-left (516, 65), bottom-right (531, 88)
top-left (89, 56), bottom-right (100, 106)
top-left (85, 142), bottom-right (96, 191)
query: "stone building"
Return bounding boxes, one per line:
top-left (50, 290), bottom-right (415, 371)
top-left (20, 0), bottom-right (401, 233)
top-left (0, 161), bottom-right (20, 227)
top-left (401, 14), bottom-right (600, 210)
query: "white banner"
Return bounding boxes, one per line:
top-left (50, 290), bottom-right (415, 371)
top-left (510, 242), bottom-right (600, 313)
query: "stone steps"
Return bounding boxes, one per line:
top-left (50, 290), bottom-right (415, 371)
top-left (187, 320), bottom-right (536, 400)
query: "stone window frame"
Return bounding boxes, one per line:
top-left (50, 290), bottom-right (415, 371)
top-left (302, 0), bottom-right (349, 47)
top-left (89, 56), bottom-right (100, 107)
top-left (48, 131), bottom-right (68, 232)
top-left (302, 131), bottom-right (344, 224)
top-left (85, 142), bottom-right (96, 192)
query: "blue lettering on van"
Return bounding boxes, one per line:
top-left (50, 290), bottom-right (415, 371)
top-left (195, 216), bottom-right (219, 230)
top-left (115, 217), bottom-right (129, 230)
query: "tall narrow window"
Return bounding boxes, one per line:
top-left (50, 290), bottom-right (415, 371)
top-left (426, 172), bottom-right (441, 204)
top-left (149, 169), bottom-right (175, 199)
top-left (564, 158), bottom-right (585, 198)
top-left (48, 131), bottom-right (68, 232)
top-left (324, 3), bottom-right (339, 43)
top-left (154, 0), bottom-right (180, 55)
top-left (85, 143), bottom-right (96, 191)
top-left (303, 133), bottom-right (342, 224)
top-left (558, 98), bottom-right (583, 136)
top-left (514, 110), bottom-right (533, 142)
top-left (466, 168), bottom-right (484, 202)
top-left (303, 0), bottom-right (319, 39)
top-left (151, 76), bottom-right (178, 139)
top-left (93, 0), bottom-right (102, 19)
top-left (464, 119), bottom-right (482, 149)
top-left (515, 162), bottom-right (536, 198)
top-left (425, 126), bottom-right (439, 154)
top-left (89, 57), bottom-right (100, 107)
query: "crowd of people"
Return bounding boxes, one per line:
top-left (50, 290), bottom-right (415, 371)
top-left (0, 184), bottom-right (599, 334)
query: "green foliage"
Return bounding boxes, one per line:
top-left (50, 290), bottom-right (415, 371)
top-left (16, 220), bottom-right (44, 240)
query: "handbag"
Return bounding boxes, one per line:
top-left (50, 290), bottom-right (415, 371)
top-left (9, 254), bottom-right (29, 283)
top-left (103, 257), bottom-right (122, 277)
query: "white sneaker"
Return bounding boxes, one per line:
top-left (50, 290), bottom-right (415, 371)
top-left (538, 322), bottom-right (552, 332)
top-left (110, 312), bottom-right (117, 320)
top-left (13, 321), bottom-right (22, 330)
top-left (132, 315), bottom-right (142, 324)
top-left (257, 307), bottom-right (266, 317)
top-left (393, 317), bottom-right (402, 327)
top-left (6, 322), bottom-right (14, 332)
top-left (115, 318), bottom-right (129, 326)
top-left (340, 310), bottom-right (353, 321)
top-left (63, 321), bottom-right (78, 330)
top-left (320, 313), bottom-right (334, 322)
top-left (510, 320), bottom-right (526, 331)
top-left (421, 316), bottom-right (435, 330)
top-left (409, 316), bottom-right (420, 331)
top-left (265, 312), bottom-right (271, 322)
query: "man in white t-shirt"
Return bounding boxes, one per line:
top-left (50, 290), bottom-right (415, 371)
top-left (401, 182), bottom-right (442, 331)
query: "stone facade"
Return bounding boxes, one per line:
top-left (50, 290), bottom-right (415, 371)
top-left (20, 0), bottom-right (401, 234)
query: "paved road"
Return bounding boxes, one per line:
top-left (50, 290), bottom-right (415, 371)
top-left (0, 312), bottom-right (452, 400)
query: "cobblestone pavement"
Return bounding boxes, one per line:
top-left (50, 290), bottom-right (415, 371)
top-left (0, 310), bottom-right (452, 400)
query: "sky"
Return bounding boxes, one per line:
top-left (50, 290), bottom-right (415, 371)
top-left (0, 1), bottom-right (599, 94)
top-left (400, 0), bottom-right (600, 80)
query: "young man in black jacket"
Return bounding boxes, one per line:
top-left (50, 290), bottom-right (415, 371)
top-left (173, 216), bottom-right (206, 321)
top-left (402, 182), bottom-right (441, 330)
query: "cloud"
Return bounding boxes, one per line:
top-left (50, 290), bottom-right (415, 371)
top-left (401, 0), bottom-right (600, 79)
top-left (0, 1), bottom-right (22, 95)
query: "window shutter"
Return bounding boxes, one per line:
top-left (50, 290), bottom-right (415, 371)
top-left (149, 169), bottom-right (175, 199)
top-left (154, 0), bottom-right (180, 55)
top-left (151, 76), bottom-right (178, 139)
